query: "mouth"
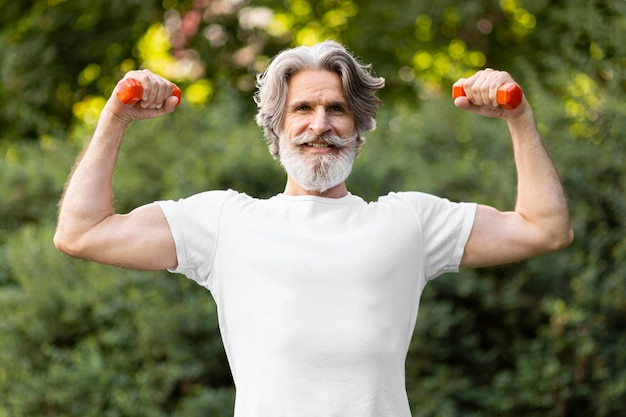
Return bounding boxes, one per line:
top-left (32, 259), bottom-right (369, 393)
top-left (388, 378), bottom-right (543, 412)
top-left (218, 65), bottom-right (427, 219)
top-left (304, 141), bottom-right (335, 149)
top-left (289, 133), bottom-right (349, 150)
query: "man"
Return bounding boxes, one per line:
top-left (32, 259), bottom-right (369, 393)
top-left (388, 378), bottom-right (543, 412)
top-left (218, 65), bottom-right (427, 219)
top-left (54, 41), bottom-right (573, 416)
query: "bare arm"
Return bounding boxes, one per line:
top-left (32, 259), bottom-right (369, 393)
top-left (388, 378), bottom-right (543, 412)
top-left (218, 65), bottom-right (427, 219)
top-left (54, 70), bottom-right (180, 270)
top-left (455, 69), bottom-right (574, 268)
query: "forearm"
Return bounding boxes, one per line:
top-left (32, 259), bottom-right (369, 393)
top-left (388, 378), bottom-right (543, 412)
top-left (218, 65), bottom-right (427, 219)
top-left (507, 108), bottom-right (573, 249)
top-left (55, 105), bottom-right (130, 251)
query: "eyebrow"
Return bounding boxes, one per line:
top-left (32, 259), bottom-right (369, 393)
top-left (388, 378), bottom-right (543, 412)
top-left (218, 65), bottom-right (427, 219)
top-left (287, 100), bottom-right (351, 111)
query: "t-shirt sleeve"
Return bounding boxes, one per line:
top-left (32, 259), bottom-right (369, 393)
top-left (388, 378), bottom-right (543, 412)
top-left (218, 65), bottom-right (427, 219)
top-left (156, 190), bottom-right (230, 290)
top-left (396, 192), bottom-right (477, 280)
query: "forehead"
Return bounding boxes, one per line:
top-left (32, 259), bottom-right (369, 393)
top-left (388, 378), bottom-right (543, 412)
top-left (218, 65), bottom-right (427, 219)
top-left (286, 69), bottom-right (346, 104)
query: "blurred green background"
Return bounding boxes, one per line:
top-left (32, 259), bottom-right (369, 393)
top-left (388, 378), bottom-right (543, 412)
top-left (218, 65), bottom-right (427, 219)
top-left (1, 0), bottom-right (624, 415)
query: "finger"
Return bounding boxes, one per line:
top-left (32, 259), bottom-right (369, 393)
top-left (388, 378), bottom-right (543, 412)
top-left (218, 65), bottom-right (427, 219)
top-left (462, 70), bottom-right (484, 106)
top-left (474, 69), bottom-right (495, 107)
top-left (139, 70), bottom-right (158, 108)
top-left (149, 84), bottom-right (175, 110)
top-left (453, 96), bottom-right (472, 110)
top-left (118, 70), bottom-right (178, 112)
top-left (144, 95), bottom-right (179, 116)
top-left (161, 95), bottom-right (179, 112)
top-left (489, 81), bottom-right (500, 108)
top-left (490, 71), bottom-right (513, 108)
top-left (148, 79), bottom-right (176, 109)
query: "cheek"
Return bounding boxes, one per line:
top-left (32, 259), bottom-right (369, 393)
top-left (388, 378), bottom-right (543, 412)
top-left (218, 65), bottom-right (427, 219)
top-left (331, 114), bottom-right (357, 136)
top-left (338, 122), bottom-right (357, 139)
top-left (283, 118), bottom-right (306, 139)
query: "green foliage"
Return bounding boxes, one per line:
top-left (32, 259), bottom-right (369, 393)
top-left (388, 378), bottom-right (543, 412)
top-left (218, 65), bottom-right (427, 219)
top-left (3, 0), bottom-right (623, 142)
top-left (0, 0), bottom-right (163, 140)
top-left (0, 138), bottom-right (74, 233)
top-left (1, 0), bottom-right (625, 416)
top-left (1, 224), bottom-right (233, 416)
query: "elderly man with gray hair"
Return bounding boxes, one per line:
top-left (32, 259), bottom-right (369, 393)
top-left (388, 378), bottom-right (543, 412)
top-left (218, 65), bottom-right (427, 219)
top-left (55, 41), bottom-right (572, 416)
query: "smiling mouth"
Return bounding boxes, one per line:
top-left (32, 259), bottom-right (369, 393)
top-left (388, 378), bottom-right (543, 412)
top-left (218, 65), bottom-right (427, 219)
top-left (305, 142), bottom-right (335, 149)
top-left (291, 133), bottom-right (348, 149)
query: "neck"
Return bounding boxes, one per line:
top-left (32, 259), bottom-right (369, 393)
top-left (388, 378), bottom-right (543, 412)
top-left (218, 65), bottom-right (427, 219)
top-left (283, 178), bottom-right (348, 198)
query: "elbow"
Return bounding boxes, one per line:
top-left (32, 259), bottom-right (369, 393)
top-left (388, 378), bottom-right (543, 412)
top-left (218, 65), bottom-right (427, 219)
top-left (53, 227), bottom-right (84, 258)
top-left (557, 214), bottom-right (575, 249)
top-left (561, 226), bottom-right (575, 249)
top-left (565, 226), bottom-right (575, 247)
top-left (546, 225), bottom-right (575, 253)
top-left (53, 228), bottom-right (72, 255)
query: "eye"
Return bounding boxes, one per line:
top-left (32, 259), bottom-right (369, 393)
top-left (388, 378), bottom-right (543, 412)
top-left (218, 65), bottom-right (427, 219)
top-left (295, 104), bottom-right (311, 112)
top-left (329, 105), bottom-right (345, 113)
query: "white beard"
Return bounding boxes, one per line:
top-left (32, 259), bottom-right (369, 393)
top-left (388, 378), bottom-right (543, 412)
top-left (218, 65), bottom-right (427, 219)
top-left (278, 132), bottom-right (358, 193)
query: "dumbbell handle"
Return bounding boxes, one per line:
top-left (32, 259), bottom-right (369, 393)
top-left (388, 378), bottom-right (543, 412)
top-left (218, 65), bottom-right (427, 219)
top-left (116, 78), bottom-right (182, 106)
top-left (452, 81), bottom-right (522, 110)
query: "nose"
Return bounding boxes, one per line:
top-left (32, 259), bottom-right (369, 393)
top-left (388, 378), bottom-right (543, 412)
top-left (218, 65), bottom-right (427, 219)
top-left (308, 107), bottom-right (331, 136)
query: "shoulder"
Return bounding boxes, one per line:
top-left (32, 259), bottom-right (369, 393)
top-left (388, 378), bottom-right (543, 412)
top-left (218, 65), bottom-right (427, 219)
top-left (156, 189), bottom-right (260, 225)
top-left (376, 191), bottom-right (454, 210)
top-left (159, 189), bottom-right (251, 208)
top-left (376, 191), bottom-right (476, 225)
top-left (378, 191), bottom-right (438, 202)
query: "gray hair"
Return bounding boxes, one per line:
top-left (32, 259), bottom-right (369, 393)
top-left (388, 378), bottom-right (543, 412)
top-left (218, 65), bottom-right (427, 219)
top-left (254, 41), bottom-right (385, 159)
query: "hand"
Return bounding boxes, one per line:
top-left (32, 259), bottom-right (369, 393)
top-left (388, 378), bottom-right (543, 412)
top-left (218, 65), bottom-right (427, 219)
top-left (107, 70), bottom-right (179, 123)
top-left (453, 69), bottom-right (529, 120)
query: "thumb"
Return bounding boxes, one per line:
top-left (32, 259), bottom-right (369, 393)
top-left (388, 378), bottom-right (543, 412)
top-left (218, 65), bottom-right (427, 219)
top-left (162, 95), bottom-right (180, 112)
top-left (131, 95), bottom-right (179, 120)
top-left (454, 97), bottom-right (503, 119)
top-left (454, 96), bottom-right (472, 111)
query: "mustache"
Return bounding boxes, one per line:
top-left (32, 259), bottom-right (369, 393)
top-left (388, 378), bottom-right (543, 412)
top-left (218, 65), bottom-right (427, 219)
top-left (290, 132), bottom-right (356, 148)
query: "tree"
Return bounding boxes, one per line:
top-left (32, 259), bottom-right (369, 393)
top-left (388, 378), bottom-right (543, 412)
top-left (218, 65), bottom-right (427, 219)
top-left (0, 0), bottom-right (162, 140)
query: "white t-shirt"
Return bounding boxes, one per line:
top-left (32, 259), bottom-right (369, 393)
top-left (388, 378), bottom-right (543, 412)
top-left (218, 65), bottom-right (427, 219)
top-left (157, 190), bottom-right (476, 417)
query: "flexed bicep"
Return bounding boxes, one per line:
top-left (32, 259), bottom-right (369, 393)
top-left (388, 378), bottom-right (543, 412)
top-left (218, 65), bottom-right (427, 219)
top-left (55, 203), bottom-right (177, 270)
top-left (55, 70), bottom-right (182, 270)
top-left (461, 204), bottom-right (569, 268)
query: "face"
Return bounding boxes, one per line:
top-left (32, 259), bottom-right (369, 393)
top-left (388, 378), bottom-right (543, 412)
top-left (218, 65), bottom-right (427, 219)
top-left (279, 69), bottom-right (358, 196)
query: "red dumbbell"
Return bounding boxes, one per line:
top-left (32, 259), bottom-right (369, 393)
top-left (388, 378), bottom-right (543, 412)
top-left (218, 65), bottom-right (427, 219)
top-left (452, 81), bottom-right (523, 110)
top-left (116, 78), bottom-right (182, 106)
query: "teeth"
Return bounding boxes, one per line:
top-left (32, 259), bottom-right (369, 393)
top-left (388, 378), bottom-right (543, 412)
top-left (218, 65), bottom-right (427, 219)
top-left (306, 142), bottom-right (331, 148)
